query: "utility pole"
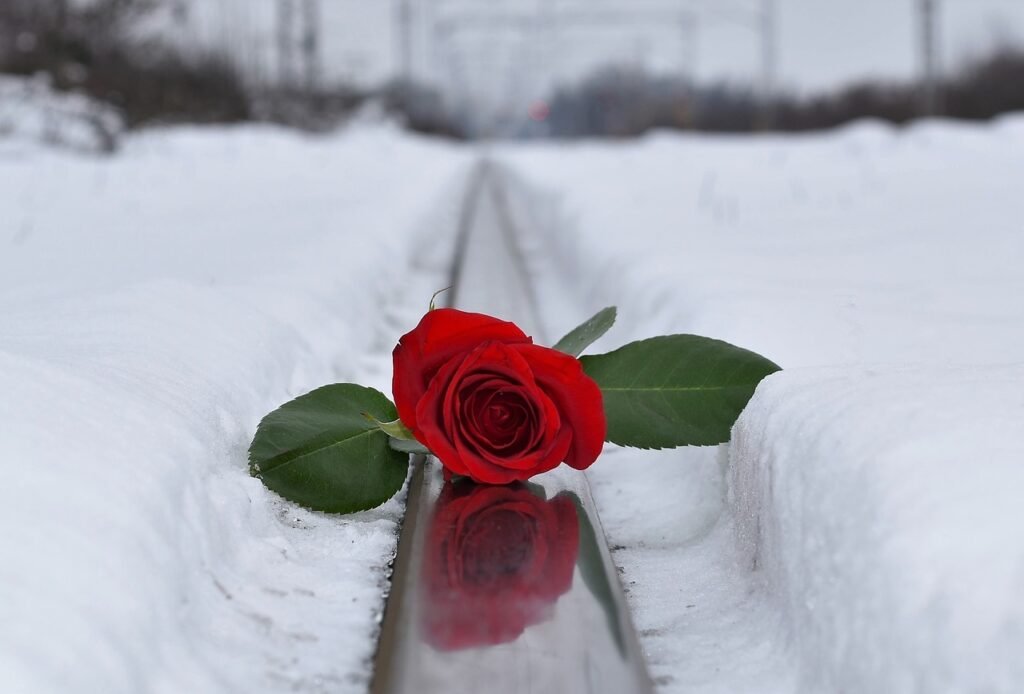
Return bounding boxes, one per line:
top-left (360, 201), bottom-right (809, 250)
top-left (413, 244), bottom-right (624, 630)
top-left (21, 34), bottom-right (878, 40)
top-left (301, 0), bottom-right (320, 94)
top-left (919, 0), bottom-right (941, 116)
top-left (396, 0), bottom-right (413, 83)
top-left (759, 0), bottom-right (778, 129)
top-left (681, 15), bottom-right (700, 127)
top-left (277, 0), bottom-right (296, 87)
top-left (171, 0), bottom-right (189, 26)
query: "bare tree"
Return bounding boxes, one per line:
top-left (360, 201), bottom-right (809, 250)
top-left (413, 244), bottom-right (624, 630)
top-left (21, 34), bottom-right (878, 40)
top-left (0, 0), bottom-right (165, 67)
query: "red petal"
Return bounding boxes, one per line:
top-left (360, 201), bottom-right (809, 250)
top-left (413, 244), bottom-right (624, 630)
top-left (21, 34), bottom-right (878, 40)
top-left (512, 344), bottom-right (606, 471)
top-left (417, 340), bottom-right (571, 484)
top-left (393, 308), bottom-right (531, 436)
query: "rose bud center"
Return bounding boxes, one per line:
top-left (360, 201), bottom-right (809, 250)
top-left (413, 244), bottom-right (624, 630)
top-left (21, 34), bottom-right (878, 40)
top-left (460, 379), bottom-right (543, 457)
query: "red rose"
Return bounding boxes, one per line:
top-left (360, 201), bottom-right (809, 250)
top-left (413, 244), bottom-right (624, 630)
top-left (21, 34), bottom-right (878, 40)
top-left (392, 308), bottom-right (606, 484)
top-left (422, 482), bottom-right (580, 650)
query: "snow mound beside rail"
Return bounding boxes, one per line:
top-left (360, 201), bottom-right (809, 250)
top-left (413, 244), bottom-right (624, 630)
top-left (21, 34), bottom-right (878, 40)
top-left (0, 126), bottom-right (469, 693)
top-left (495, 116), bottom-right (1024, 692)
top-left (733, 365), bottom-right (1024, 693)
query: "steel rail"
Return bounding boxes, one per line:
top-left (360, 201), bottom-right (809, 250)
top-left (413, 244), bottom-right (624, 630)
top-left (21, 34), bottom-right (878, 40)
top-left (371, 162), bottom-right (652, 694)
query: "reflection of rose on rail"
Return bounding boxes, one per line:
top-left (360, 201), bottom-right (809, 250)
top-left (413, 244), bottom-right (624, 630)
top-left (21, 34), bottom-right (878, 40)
top-left (422, 481), bottom-right (580, 651)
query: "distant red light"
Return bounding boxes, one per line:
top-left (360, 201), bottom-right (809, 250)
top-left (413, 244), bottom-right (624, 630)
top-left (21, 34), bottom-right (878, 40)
top-left (528, 101), bottom-right (550, 122)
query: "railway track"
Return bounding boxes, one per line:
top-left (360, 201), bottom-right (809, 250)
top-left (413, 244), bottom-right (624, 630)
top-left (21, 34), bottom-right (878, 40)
top-left (371, 162), bottom-right (653, 694)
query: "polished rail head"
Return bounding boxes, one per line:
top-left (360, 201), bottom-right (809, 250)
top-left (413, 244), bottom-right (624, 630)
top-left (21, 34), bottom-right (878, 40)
top-left (372, 459), bottom-right (653, 694)
top-left (373, 161), bottom-right (653, 693)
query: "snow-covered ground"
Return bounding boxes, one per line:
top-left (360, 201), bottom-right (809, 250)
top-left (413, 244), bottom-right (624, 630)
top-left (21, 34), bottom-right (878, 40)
top-left (0, 76), bottom-right (123, 154)
top-left (496, 117), bottom-right (1024, 692)
top-left (0, 125), bottom-right (470, 693)
top-left (5, 114), bottom-right (1024, 694)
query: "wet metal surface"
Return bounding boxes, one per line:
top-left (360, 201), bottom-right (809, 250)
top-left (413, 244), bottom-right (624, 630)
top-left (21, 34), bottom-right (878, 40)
top-left (371, 163), bottom-right (652, 694)
top-left (373, 459), bottom-right (652, 694)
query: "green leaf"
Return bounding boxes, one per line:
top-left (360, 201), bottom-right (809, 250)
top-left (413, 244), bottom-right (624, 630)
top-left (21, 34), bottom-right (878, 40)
top-left (389, 438), bottom-right (430, 455)
top-left (364, 415), bottom-right (417, 441)
top-left (361, 415), bottom-right (430, 454)
top-left (580, 335), bottom-right (781, 449)
top-left (249, 384), bottom-right (410, 514)
top-left (552, 306), bottom-right (617, 357)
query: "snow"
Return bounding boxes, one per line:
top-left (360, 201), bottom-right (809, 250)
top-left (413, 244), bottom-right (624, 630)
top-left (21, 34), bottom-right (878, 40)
top-left (0, 76), bottom-right (122, 154)
top-left (0, 125), bottom-right (469, 693)
top-left (5, 108), bottom-right (1024, 693)
top-left (495, 117), bottom-right (1024, 692)
top-left (732, 365), bottom-right (1024, 693)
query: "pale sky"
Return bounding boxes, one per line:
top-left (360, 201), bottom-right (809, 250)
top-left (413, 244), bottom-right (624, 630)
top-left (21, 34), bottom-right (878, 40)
top-left (185, 0), bottom-right (1024, 94)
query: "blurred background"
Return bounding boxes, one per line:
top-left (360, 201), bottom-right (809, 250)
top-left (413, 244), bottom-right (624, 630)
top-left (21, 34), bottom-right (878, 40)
top-left (4, 4), bottom-right (1024, 694)
top-left (2, 0), bottom-right (1024, 146)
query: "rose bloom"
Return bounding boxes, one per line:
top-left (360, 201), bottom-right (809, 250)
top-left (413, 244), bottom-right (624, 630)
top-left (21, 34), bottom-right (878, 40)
top-left (422, 482), bottom-right (579, 650)
top-left (393, 308), bottom-right (606, 484)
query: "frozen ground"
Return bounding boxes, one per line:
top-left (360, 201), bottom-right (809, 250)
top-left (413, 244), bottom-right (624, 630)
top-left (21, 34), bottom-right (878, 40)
top-left (0, 125), bottom-right (469, 693)
top-left (496, 116), bottom-right (1024, 692)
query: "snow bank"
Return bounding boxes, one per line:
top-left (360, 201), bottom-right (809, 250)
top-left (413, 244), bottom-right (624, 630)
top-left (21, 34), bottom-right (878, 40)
top-left (0, 125), bottom-right (470, 693)
top-left (496, 117), bottom-right (1024, 692)
top-left (0, 75), bottom-right (122, 154)
top-left (498, 117), bottom-right (1024, 368)
top-left (585, 445), bottom-right (796, 694)
top-left (732, 365), bottom-right (1024, 692)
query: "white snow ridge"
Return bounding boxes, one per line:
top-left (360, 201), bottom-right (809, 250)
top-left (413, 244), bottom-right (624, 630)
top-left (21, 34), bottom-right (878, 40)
top-left (733, 365), bottom-right (1024, 693)
top-left (495, 117), bottom-right (1024, 693)
top-left (0, 125), bottom-right (470, 693)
